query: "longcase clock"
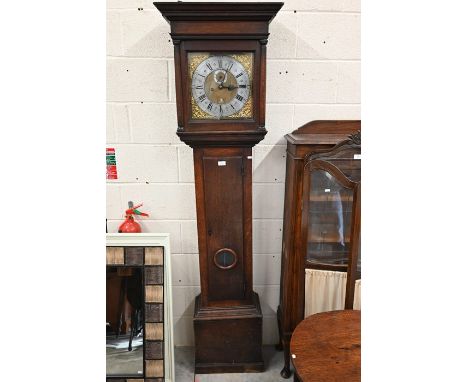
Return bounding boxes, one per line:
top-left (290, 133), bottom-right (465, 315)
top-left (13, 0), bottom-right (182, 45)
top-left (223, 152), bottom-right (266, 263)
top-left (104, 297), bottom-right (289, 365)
top-left (155, 1), bottom-right (283, 374)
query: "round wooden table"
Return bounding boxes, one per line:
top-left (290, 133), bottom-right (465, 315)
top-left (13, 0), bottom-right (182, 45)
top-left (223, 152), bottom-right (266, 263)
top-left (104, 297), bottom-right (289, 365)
top-left (290, 310), bottom-right (361, 382)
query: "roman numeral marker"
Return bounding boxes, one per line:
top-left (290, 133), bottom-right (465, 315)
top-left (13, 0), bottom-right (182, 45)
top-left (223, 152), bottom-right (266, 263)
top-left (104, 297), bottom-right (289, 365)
top-left (227, 63), bottom-right (233, 72)
top-left (199, 94), bottom-right (206, 101)
top-left (239, 85), bottom-right (247, 88)
top-left (235, 72), bottom-right (243, 78)
top-left (206, 63), bottom-right (213, 71)
top-left (207, 103), bottom-right (213, 110)
top-left (235, 94), bottom-right (244, 102)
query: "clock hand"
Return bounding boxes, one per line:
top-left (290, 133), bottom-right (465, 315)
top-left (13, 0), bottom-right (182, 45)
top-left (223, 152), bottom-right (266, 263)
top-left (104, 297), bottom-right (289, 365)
top-left (215, 70), bottom-right (228, 88)
top-left (218, 84), bottom-right (239, 91)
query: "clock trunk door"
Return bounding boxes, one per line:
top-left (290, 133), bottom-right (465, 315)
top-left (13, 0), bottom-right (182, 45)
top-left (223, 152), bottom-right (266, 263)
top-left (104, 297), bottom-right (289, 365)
top-left (203, 155), bottom-right (245, 302)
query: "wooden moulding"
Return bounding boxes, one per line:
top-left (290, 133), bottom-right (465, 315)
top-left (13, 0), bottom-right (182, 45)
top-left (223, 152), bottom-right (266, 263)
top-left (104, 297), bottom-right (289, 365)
top-left (106, 247), bottom-right (124, 264)
top-left (145, 247), bottom-right (164, 265)
top-left (146, 323), bottom-right (164, 341)
top-left (146, 285), bottom-right (164, 303)
top-left (176, 130), bottom-right (268, 148)
top-left (146, 360), bottom-right (164, 378)
top-left (155, 2), bottom-right (283, 24)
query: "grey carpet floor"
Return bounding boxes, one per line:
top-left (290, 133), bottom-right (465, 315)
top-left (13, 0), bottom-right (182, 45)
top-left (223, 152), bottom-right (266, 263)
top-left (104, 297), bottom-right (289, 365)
top-left (175, 346), bottom-right (294, 381)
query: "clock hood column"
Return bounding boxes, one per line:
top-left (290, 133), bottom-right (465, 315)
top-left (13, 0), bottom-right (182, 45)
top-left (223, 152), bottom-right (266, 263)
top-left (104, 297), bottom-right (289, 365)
top-left (155, 2), bottom-right (283, 374)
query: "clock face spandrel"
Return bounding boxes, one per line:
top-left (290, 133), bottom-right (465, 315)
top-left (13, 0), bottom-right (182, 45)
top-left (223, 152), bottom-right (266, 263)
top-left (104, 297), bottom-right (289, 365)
top-left (188, 52), bottom-right (253, 120)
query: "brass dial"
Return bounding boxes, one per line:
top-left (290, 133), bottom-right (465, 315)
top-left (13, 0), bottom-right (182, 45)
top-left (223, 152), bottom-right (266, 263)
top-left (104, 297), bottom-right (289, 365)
top-left (191, 55), bottom-right (251, 119)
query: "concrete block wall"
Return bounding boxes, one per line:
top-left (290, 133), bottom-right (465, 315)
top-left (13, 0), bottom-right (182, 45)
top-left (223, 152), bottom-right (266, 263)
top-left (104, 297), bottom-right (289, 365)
top-left (106, 0), bottom-right (360, 346)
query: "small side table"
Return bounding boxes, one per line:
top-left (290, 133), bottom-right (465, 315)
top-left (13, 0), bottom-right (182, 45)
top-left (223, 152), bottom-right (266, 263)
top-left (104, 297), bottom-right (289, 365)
top-left (290, 310), bottom-right (361, 382)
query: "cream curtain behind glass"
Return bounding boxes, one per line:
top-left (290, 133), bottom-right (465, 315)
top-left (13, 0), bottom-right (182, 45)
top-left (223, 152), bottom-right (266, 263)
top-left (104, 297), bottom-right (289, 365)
top-left (304, 269), bottom-right (361, 317)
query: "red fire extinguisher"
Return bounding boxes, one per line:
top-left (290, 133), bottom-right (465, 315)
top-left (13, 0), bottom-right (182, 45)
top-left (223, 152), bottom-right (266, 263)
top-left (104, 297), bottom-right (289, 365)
top-left (118, 201), bottom-right (149, 233)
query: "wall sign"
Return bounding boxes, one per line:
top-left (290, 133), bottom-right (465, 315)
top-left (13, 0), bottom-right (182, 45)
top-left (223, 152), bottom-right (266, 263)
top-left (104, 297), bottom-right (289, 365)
top-left (106, 147), bottom-right (118, 180)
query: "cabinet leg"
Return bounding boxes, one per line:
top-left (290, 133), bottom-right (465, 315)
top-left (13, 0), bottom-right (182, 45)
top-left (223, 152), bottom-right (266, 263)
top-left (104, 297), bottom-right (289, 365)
top-left (280, 339), bottom-right (291, 378)
top-left (281, 365), bottom-right (292, 379)
top-left (275, 310), bottom-right (283, 351)
top-left (276, 340), bottom-right (284, 351)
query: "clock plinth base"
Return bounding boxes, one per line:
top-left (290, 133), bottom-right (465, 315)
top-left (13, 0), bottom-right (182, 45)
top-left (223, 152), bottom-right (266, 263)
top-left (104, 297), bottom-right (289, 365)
top-left (193, 292), bottom-right (264, 374)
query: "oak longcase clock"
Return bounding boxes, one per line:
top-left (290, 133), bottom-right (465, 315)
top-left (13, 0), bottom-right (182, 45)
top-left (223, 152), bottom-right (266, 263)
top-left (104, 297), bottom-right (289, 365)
top-left (155, 2), bottom-right (283, 374)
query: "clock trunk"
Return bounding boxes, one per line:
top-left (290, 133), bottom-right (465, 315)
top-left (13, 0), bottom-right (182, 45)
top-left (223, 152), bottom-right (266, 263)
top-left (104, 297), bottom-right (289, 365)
top-left (194, 146), bottom-right (254, 307)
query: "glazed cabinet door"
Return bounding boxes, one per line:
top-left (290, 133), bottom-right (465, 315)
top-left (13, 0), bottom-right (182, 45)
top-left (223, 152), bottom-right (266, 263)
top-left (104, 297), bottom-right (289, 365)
top-left (306, 168), bottom-right (358, 270)
top-left (301, 137), bottom-right (361, 309)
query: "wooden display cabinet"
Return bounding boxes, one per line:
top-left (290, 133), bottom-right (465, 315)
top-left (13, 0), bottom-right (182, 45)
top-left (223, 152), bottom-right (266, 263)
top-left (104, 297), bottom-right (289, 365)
top-left (276, 120), bottom-right (361, 378)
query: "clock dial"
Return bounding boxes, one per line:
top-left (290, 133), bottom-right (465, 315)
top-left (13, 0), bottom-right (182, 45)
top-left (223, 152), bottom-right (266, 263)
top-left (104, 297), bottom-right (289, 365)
top-left (189, 54), bottom-right (252, 119)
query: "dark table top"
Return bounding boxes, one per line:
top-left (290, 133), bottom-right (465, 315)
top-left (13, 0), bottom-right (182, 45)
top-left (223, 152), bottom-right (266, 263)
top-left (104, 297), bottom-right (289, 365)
top-left (290, 310), bottom-right (361, 382)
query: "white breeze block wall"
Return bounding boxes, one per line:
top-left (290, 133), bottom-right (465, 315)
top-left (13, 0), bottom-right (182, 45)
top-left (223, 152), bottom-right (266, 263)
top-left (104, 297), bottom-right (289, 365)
top-left (106, 0), bottom-right (360, 346)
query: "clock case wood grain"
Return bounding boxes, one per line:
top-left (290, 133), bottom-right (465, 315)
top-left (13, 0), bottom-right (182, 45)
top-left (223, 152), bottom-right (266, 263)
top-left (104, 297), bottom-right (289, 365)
top-left (155, 2), bottom-right (283, 374)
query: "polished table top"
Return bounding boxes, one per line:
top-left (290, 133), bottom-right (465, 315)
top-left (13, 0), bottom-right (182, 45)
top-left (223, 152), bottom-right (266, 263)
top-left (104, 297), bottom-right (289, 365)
top-left (290, 310), bottom-right (361, 382)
